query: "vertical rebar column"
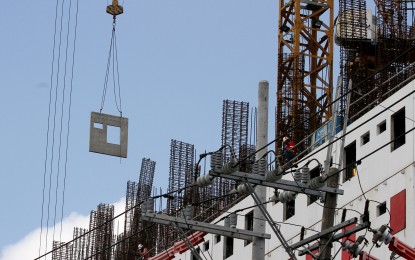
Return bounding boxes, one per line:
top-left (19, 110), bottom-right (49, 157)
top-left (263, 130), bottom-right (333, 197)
top-left (216, 99), bottom-right (249, 208)
top-left (88, 204), bottom-right (114, 260)
top-left (138, 158), bottom-right (156, 202)
top-left (252, 81), bottom-right (268, 260)
top-left (167, 140), bottom-right (195, 214)
top-left (72, 227), bottom-right (88, 260)
top-left (135, 158), bottom-right (156, 257)
top-left (121, 181), bottom-right (139, 260)
top-left (52, 241), bottom-right (66, 260)
top-left (166, 139), bottom-right (195, 246)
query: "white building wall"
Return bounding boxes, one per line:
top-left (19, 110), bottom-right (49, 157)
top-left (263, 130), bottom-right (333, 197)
top-left (168, 80), bottom-right (415, 260)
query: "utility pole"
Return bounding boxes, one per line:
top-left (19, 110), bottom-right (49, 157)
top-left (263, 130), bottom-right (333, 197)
top-left (252, 80), bottom-right (268, 260)
top-left (319, 79), bottom-right (351, 259)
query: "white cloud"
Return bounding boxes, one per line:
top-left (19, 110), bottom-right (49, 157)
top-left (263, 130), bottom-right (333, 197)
top-left (0, 198), bottom-right (126, 260)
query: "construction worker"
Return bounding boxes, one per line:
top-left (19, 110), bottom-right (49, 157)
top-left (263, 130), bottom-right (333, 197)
top-left (136, 244), bottom-right (149, 260)
top-left (282, 136), bottom-right (296, 163)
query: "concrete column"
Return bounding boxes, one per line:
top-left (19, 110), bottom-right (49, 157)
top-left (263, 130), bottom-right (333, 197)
top-left (252, 80), bottom-right (269, 260)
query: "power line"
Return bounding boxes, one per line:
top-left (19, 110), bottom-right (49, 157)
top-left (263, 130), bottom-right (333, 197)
top-left (39, 0), bottom-right (61, 256)
top-left (59, 0), bottom-right (80, 242)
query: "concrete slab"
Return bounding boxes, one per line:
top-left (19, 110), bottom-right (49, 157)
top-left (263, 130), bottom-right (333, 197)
top-left (89, 112), bottom-right (128, 158)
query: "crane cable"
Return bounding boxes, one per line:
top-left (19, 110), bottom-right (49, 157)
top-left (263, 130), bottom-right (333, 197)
top-left (100, 0), bottom-right (124, 116)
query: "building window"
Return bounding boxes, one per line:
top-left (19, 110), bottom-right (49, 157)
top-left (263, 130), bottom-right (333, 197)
top-left (377, 202), bottom-right (387, 217)
top-left (307, 166), bottom-right (321, 205)
top-left (391, 108), bottom-right (405, 151)
top-left (244, 211), bottom-right (254, 246)
top-left (224, 237), bottom-right (234, 258)
top-left (284, 200), bottom-right (295, 220)
top-left (203, 241), bottom-right (209, 251)
top-left (214, 235), bottom-right (221, 244)
top-left (361, 132), bottom-right (370, 145)
top-left (377, 120), bottom-right (386, 134)
top-left (343, 141), bottom-right (356, 182)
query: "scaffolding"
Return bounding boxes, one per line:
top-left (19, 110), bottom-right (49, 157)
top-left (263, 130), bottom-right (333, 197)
top-left (337, 0), bottom-right (415, 123)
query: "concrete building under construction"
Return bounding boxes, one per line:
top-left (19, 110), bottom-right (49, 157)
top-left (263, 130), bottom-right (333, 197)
top-left (45, 1), bottom-right (415, 260)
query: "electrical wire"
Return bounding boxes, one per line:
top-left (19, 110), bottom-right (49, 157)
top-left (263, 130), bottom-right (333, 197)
top-left (39, 0), bottom-right (60, 256)
top-left (292, 88), bottom-right (415, 172)
top-left (286, 169), bottom-right (364, 217)
top-left (37, 185), bottom-right (189, 260)
top-left (52, 0), bottom-right (75, 244)
top-left (354, 165), bottom-right (367, 200)
top-left (368, 199), bottom-right (391, 226)
top-left (323, 126), bottom-right (415, 183)
top-left (59, 0), bottom-right (79, 242)
top-left (45, 0), bottom-right (67, 253)
top-left (177, 189), bottom-right (211, 260)
top-left (331, 240), bottom-right (345, 259)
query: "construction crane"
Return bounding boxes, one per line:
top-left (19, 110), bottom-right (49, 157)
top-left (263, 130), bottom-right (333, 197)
top-left (276, 0), bottom-right (334, 155)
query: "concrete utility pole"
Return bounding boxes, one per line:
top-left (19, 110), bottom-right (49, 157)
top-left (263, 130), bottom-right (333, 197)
top-left (252, 80), bottom-right (268, 260)
top-left (319, 79), bottom-right (351, 259)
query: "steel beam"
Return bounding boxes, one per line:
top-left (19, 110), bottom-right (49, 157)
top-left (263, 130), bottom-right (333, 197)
top-left (141, 213), bottom-right (271, 241)
top-left (209, 170), bottom-right (343, 196)
top-left (291, 217), bottom-right (357, 250)
top-left (298, 222), bottom-right (370, 256)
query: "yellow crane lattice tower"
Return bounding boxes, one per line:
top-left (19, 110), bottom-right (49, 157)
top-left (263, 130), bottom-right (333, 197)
top-left (276, 0), bottom-right (334, 155)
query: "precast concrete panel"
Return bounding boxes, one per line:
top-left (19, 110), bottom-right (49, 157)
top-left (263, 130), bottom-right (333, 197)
top-left (89, 112), bottom-right (128, 158)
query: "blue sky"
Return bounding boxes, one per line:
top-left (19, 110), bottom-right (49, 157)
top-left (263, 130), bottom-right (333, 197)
top-left (0, 0), bottom-right (279, 257)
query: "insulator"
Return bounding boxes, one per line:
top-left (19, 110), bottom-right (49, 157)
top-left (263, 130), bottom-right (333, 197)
top-left (236, 183), bottom-right (251, 195)
top-left (278, 191), bottom-right (297, 203)
top-left (210, 152), bottom-right (223, 172)
top-left (196, 174), bottom-right (214, 187)
top-left (373, 225), bottom-right (392, 245)
top-left (309, 176), bottom-right (325, 189)
top-left (349, 236), bottom-right (365, 257)
top-left (215, 151), bottom-right (223, 170)
top-left (265, 165), bottom-right (283, 182)
top-left (269, 194), bottom-right (279, 202)
top-left (224, 217), bottom-right (230, 227)
top-left (294, 169), bottom-right (302, 182)
top-left (183, 205), bottom-right (193, 220)
top-left (301, 165), bottom-right (310, 184)
top-left (342, 240), bottom-right (352, 251)
top-left (210, 152), bottom-right (216, 170)
top-left (252, 161), bottom-right (259, 174)
top-left (258, 158), bottom-right (267, 175)
top-left (222, 159), bottom-right (239, 174)
top-left (229, 213), bottom-right (237, 228)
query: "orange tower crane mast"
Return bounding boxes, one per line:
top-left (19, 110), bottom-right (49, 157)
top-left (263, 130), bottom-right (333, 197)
top-left (276, 0), bottom-right (334, 155)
